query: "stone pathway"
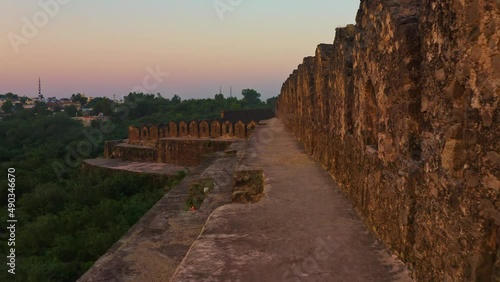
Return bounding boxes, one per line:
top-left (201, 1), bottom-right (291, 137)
top-left (78, 142), bottom-right (244, 282)
top-left (171, 118), bottom-right (412, 282)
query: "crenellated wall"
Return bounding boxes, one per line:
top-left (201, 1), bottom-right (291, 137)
top-left (105, 138), bottom-right (235, 167)
top-left (127, 120), bottom-right (257, 146)
top-left (277, 0), bottom-right (499, 281)
top-left (104, 120), bottom-right (260, 167)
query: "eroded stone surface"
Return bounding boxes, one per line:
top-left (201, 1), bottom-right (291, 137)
top-left (277, 0), bottom-right (499, 281)
top-left (79, 142), bottom-right (244, 282)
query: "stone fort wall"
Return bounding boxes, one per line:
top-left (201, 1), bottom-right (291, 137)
top-left (277, 0), bottom-right (499, 281)
top-left (104, 120), bottom-right (257, 166)
top-left (127, 120), bottom-right (258, 146)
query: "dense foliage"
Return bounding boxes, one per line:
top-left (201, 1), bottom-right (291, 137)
top-left (0, 89), bottom-right (275, 281)
top-left (0, 112), bottom-right (185, 281)
top-left (118, 91), bottom-right (276, 125)
top-left (1, 168), bottom-right (182, 282)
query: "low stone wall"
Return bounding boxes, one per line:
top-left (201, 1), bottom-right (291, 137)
top-left (164, 139), bottom-right (233, 167)
top-left (109, 144), bottom-right (157, 162)
top-left (104, 139), bottom-right (234, 167)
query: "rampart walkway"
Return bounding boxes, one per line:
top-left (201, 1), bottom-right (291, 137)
top-left (171, 119), bottom-right (412, 281)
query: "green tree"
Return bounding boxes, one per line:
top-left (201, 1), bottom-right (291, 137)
top-left (71, 93), bottom-right (88, 107)
top-left (123, 93), bottom-right (160, 118)
top-left (1, 99), bottom-right (13, 113)
top-left (64, 105), bottom-right (78, 117)
top-left (230, 103), bottom-right (241, 110)
top-left (241, 89), bottom-right (262, 106)
top-left (90, 98), bottom-right (113, 116)
top-left (33, 102), bottom-right (51, 115)
top-left (171, 94), bottom-right (181, 104)
top-left (5, 92), bottom-right (17, 100)
top-left (214, 93), bottom-right (224, 101)
top-left (266, 96), bottom-right (278, 108)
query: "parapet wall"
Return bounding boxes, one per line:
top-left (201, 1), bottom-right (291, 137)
top-left (128, 120), bottom-right (257, 146)
top-left (105, 139), bottom-right (233, 167)
top-left (104, 120), bottom-right (259, 167)
top-left (161, 139), bottom-right (233, 167)
top-left (277, 0), bottom-right (499, 281)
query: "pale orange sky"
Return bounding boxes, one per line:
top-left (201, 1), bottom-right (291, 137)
top-left (1, 0), bottom-right (360, 99)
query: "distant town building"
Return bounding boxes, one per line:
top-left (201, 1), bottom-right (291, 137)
top-left (60, 100), bottom-right (82, 110)
top-left (47, 97), bottom-right (58, 103)
top-left (72, 114), bottom-right (109, 127)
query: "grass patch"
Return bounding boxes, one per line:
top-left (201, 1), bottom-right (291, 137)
top-left (185, 178), bottom-right (215, 210)
top-left (232, 170), bottom-right (264, 204)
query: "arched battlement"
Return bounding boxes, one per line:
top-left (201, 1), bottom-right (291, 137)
top-left (159, 126), bottom-right (168, 138)
top-left (124, 120), bottom-right (260, 144)
top-left (141, 125), bottom-right (150, 141)
top-left (222, 121), bottom-right (233, 137)
top-left (128, 126), bottom-right (141, 144)
top-left (169, 122), bottom-right (178, 137)
top-left (199, 121), bottom-right (210, 138)
top-left (211, 120), bottom-right (221, 138)
top-left (247, 121), bottom-right (257, 136)
top-left (150, 125), bottom-right (159, 142)
top-left (189, 121), bottom-right (199, 138)
top-left (178, 121), bottom-right (188, 137)
top-left (234, 121), bottom-right (246, 139)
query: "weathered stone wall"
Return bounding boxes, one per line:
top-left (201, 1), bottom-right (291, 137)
top-left (106, 140), bottom-right (232, 167)
top-left (103, 140), bottom-right (124, 158)
top-left (164, 139), bottom-right (233, 167)
top-left (109, 144), bottom-right (157, 162)
top-left (416, 1), bottom-right (500, 280)
top-left (107, 120), bottom-right (260, 167)
top-left (127, 120), bottom-right (257, 144)
top-left (277, 0), bottom-right (499, 281)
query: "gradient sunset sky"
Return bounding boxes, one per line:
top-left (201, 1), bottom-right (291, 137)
top-left (1, 1), bottom-right (360, 100)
